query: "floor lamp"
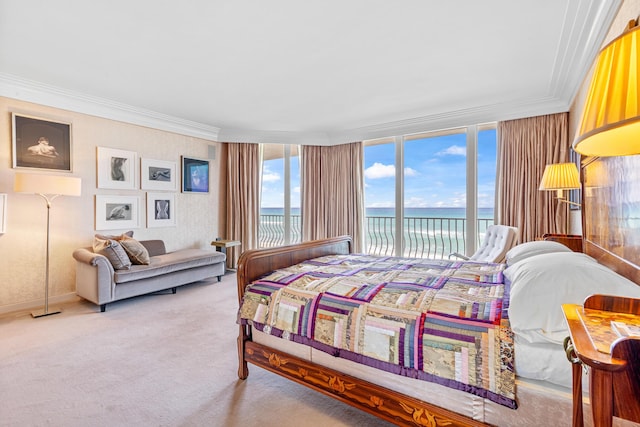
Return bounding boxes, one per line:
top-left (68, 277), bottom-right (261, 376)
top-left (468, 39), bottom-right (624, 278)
top-left (14, 173), bottom-right (82, 318)
top-left (538, 163), bottom-right (581, 233)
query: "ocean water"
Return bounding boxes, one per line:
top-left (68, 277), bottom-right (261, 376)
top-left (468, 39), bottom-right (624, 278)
top-left (260, 207), bottom-right (495, 258)
top-left (261, 207), bottom-right (494, 219)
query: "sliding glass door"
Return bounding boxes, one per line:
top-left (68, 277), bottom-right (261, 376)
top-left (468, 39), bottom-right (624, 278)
top-left (259, 144), bottom-right (300, 247)
top-left (364, 124), bottom-right (496, 258)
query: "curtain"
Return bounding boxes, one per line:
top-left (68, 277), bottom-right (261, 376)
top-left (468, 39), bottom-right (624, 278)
top-left (496, 112), bottom-right (569, 243)
top-left (225, 143), bottom-right (260, 269)
top-left (301, 142), bottom-right (365, 252)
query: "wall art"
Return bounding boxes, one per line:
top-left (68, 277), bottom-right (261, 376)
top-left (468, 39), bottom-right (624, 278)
top-left (141, 158), bottom-right (177, 191)
top-left (95, 195), bottom-right (140, 230)
top-left (12, 113), bottom-right (72, 172)
top-left (146, 192), bottom-right (176, 227)
top-left (97, 147), bottom-right (137, 190)
top-left (181, 156), bottom-right (209, 193)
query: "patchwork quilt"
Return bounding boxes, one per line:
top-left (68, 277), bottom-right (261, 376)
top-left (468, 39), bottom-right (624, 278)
top-left (237, 254), bottom-right (516, 408)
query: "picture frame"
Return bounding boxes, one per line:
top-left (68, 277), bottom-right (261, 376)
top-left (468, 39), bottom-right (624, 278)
top-left (97, 147), bottom-right (137, 190)
top-left (0, 194), bottom-right (6, 234)
top-left (12, 112), bottom-right (72, 172)
top-left (181, 156), bottom-right (209, 193)
top-left (146, 192), bottom-right (176, 228)
top-left (95, 195), bottom-right (140, 231)
top-left (141, 158), bottom-right (177, 191)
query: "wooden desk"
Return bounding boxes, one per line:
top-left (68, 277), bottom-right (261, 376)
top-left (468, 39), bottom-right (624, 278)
top-left (210, 239), bottom-right (241, 271)
top-left (562, 295), bottom-right (640, 427)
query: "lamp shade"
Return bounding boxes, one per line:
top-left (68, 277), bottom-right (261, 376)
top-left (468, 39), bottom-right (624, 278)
top-left (573, 20), bottom-right (640, 156)
top-left (539, 163), bottom-right (581, 191)
top-left (14, 173), bottom-right (82, 196)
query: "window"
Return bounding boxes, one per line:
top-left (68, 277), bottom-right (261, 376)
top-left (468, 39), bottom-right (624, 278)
top-left (364, 124), bottom-right (497, 258)
top-left (259, 144), bottom-right (300, 247)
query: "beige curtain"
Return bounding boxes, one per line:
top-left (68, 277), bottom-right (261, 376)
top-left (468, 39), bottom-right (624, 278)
top-left (496, 113), bottom-right (569, 243)
top-left (301, 142), bottom-right (365, 252)
top-left (225, 143), bottom-right (260, 268)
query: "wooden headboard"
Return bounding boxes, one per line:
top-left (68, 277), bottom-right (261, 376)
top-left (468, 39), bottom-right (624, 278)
top-left (582, 156), bottom-right (640, 285)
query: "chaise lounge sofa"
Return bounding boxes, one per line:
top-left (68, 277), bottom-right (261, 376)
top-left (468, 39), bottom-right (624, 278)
top-left (73, 238), bottom-right (226, 312)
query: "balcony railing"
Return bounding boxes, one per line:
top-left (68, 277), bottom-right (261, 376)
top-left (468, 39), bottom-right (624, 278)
top-left (259, 214), bottom-right (302, 248)
top-left (260, 214), bottom-right (494, 259)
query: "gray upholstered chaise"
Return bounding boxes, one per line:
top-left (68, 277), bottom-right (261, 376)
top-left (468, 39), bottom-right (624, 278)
top-left (73, 240), bottom-right (226, 312)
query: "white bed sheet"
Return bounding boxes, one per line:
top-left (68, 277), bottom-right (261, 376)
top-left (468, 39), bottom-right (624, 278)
top-left (513, 334), bottom-right (573, 389)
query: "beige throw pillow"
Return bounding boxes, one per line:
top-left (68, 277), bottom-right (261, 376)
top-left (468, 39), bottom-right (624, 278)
top-left (95, 231), bottom-right (134, 241)
top-left (93, 237), bottom-right (132, 270)
top-left (119, 235), bottom-right (150, 265)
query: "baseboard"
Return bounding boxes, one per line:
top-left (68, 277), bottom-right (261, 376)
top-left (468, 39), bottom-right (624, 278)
top-left (0, 292), bottom-right (80, 316)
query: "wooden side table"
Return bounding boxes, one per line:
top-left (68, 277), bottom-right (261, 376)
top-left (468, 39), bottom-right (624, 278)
top-left (562, 294), bottom-right (640, 427)
top-left (210, 239), bottom-right (241, 272)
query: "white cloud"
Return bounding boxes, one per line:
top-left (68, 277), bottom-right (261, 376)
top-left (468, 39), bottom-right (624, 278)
top-left (436, 145), bottom-right (466, 156)
top-left (262, 166), bottom-right (281, 182)
top-left (368, 201), bottom-right (395, 208)
top-left (365, 162), bottom-right (395, 179)
top-left (365, 163), bottom-right (419, 179)
top-left (404, 167), bottom-right (418, 177)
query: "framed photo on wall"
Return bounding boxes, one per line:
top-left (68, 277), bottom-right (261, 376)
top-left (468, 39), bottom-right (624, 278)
top-left (12, 113), bottom-right (72, 172)
top-left (141, 158), bottom-right (177, 191)
top-left (97, 147), bottom-right (137, 190)
top-left (95, 195), bottom-right (140, 231)
top-left (146, 192), bottom-right (176, 227)
top-left (181, 156), bottom-right (209, 193)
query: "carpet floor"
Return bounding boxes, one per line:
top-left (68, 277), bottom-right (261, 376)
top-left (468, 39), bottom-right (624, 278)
top-left (0, 273), bottom-right (393, 427)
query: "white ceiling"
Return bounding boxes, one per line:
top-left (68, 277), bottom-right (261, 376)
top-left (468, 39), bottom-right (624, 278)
top-left (0, 0), bottom-right (621, 145)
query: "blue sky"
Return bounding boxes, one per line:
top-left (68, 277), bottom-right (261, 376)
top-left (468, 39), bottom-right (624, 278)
top-left (260, 129), bottom-right (496, 209)
top-left (365, 129), bottom-right (497, 208)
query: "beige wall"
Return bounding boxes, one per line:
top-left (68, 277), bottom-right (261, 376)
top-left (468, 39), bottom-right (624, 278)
top-left (0, 97), bottom-right (224, 312)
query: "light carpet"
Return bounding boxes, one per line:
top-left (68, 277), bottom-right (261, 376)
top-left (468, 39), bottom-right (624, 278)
top-left (0, 273), bottom-right (392, 427)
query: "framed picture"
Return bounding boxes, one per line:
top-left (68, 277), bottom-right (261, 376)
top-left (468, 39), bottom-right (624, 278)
top-left (95, 195), bottom-right (140, 231)
top-left (181, 156), bottom-right (209, 193)
top-left (97, 147), bottom-right (137, 190)
top-left (141, 158), bottom-right (177, 191)
top-left (0, 194), bottom-right (6, 234)
top-left (12, 113), bottom-right (72, 172)
top-left (146, 192), bottom-right (176, 227)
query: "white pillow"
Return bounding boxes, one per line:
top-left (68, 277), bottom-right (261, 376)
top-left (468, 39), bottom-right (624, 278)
top-left (505, 240), bottom-right (572, 266)
top-left (507, 252), bottom-right (640, 345)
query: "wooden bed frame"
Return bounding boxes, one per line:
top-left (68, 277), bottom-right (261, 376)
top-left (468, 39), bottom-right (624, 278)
top-left (236, 235), bottom-right (486, 426)
top-left (235, 157), bottom-right (640, 426)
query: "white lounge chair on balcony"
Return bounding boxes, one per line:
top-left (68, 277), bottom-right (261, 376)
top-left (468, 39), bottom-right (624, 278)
top-left (449, 224), bottom-right (518, 263)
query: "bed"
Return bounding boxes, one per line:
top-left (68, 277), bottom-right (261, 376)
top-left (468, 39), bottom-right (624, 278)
top-left (235, 156), bottom-right (640, 426)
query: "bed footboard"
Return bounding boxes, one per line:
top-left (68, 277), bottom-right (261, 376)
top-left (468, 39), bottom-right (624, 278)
top-left (244, 340), bottom-right (484, 427)
top-left (236, 236), bottom-right (353, 380)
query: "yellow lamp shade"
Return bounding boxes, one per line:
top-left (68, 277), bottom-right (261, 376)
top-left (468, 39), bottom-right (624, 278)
top-left (539, 163), bottom-right (581, 191)
top-left (573, 20), bottom-right (640, 156)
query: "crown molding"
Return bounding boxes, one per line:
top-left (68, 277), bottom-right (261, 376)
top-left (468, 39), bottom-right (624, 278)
top-left (218, 95), bottom-right (570, 146)
top-left (550, 0), bottom-right (622, 104)
top-left (217, 128), bottom-right (332, 145)
top-left (330, 96), bottom-right (570, 144)
top-left (0, 71), bottom-right (570, 147)
top-left (0, 73), bottom-right (220, 141)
